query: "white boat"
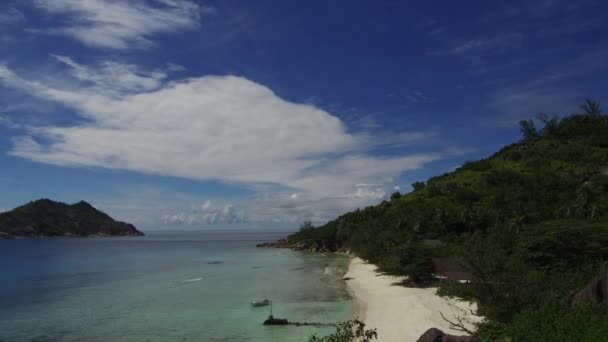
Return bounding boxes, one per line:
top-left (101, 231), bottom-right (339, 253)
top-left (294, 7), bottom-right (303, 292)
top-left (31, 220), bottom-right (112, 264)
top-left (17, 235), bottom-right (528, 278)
top-left (251, 299), bottom-right (271, 307)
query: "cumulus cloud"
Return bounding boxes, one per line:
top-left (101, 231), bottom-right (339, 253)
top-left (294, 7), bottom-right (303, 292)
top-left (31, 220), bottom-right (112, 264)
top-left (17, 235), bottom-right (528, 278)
top-left (31, 0), bottom-right (210, 49)
top-left (0, 57), bottom-right (441, 223)
top-left (143, 182), bottom-right (418, 226)
top-left (162, 200), bottom-right (245, 224)
top-left (242, 185), bottom-right (395, 223)
top-left (353, 184), bottom-right (386, 199)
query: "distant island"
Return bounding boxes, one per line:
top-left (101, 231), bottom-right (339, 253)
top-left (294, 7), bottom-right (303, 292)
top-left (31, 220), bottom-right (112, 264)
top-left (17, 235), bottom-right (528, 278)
top-left (0, 199), bottom-right (144, 239)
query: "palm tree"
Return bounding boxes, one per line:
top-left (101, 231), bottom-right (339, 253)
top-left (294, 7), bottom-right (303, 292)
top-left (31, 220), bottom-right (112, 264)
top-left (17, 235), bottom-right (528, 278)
top-left (580, 98), bottom-right (602, 116)
top-left (572, 183), bottom-right (598, 220)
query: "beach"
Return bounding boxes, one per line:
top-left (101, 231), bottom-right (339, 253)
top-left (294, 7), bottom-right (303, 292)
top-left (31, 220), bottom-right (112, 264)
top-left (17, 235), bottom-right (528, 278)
top-left (344, 257), bottom-right (482, 342)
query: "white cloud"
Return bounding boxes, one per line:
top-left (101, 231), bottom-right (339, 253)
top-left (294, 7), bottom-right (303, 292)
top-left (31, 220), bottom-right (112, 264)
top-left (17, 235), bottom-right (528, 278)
top-left (167, 62), bottom-right (187, 73)
top-left (405, 90), bottom-right (433, 104)
top-left (432, 33), bottom-right (523, 56)
top-left (0, 6), bottom-right (25, 25)
top-left (31, 0), bottom-right (209, 49)
top-left (51, 55), bottom-right (167, 94)
top-left (242, 187), bottom-right (397, 224)
top-left (0, 57), bottom-right (441, 224)
top-left (488, 48), bottom-right (608, 123)
top-left (0, 114), bottom-right (21, 130)
top-left (353, 184), bottom-right (386, 199)
top-left (162, 200), bottom-right (245, 224)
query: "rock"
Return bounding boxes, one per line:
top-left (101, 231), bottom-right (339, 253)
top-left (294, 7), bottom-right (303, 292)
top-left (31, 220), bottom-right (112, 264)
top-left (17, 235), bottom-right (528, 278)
top-left (257, 239), bottom-right (340, 253)
top-left (256, 239), bottom-right (291, 248)
top-left (416, 328), bottom-right (477, 342)
top-left (572, 262), bottom-right (608, 311)
top-left (0, 232), bottom-right (14, 239)
top-left (263, 315), bottom-right (289, 325)
top-left (416, 328), bottom-right (444, 342)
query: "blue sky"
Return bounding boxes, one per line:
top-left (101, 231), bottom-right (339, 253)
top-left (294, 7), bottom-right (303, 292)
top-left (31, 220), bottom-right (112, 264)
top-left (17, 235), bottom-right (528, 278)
top-left (0, 0), bottom-right (606, 230)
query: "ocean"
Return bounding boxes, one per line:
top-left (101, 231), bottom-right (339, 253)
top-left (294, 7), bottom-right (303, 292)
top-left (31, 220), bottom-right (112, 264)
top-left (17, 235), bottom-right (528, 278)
top-left (0, 230), bottom-right (353, 341)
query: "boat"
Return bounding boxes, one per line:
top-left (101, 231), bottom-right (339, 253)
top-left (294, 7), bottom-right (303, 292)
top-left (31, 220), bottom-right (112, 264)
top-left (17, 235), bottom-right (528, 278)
top-left (251, 299), bottom-right (271, 307)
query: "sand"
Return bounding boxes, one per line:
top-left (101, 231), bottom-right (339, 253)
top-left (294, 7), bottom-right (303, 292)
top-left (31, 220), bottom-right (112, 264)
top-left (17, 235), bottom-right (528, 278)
top-left (344, 257), bottom-right (483, 342)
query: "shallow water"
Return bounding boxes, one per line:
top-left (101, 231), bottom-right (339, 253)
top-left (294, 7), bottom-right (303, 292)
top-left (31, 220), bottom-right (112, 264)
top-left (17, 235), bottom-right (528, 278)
top-left (0, 230), bottom-right (353, 341)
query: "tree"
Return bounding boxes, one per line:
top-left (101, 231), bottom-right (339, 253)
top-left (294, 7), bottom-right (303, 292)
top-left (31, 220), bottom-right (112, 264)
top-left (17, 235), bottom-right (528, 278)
top-left (412, 181), bottom-right (426, 191)
top-left (519, 119), bottom-right (538, 140)
top-left (308, 320), bottom-right (378, 342)
top-left (580, 98), bottom-right (602, 116)
top-left (537, 113), bottom-right (559, 137)
top-left (300, 221), bottom-right (314, 230)
top-left (390, 192), bottom-right (402, 201)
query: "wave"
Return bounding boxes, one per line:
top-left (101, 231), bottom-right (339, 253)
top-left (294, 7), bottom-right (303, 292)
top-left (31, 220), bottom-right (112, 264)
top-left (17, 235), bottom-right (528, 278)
top-left (182, 277), bottom-right (204, 283)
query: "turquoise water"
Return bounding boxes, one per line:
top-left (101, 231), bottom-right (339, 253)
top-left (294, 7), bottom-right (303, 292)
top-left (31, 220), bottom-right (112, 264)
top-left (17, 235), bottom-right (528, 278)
top-left (0, 231), bottom-right (353, 341)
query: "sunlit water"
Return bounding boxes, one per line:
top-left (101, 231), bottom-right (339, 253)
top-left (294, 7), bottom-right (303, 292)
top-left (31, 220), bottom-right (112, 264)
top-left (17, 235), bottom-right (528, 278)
top-left (0, 230), bottom-right (353, 341)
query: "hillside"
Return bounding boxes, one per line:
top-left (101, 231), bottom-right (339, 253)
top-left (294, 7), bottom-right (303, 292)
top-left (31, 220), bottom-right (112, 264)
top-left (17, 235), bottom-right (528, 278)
top-left (0, 199), bottom-right (144, 238)
top-left (288, 102), bottom-right (608, 341)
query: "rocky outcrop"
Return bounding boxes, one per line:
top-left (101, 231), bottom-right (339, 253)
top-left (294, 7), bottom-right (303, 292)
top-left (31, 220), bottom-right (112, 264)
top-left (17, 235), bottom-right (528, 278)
top-left (256, 239), bottom-right (351, 253)
top-left (263, 315), bottom-right (289, 325)
top-left (256, 239), bottom-right (328, 251)
top-left (256, 239), bottom-right (291, 248)
top-left (572, 263), bottom-right (608, 311)
top-left (416, 328), bottom-right (477, 342)
top-left (0, 199), bottom-right (144, 238)
top-left (0, 231), bottom-right (14, 239)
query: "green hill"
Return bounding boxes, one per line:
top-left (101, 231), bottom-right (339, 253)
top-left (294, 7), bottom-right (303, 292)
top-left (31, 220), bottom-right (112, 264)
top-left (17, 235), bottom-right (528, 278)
top-left (0, 199), bottom-right (144, 238)
top-left (289, 101), bottom-right (608, 341)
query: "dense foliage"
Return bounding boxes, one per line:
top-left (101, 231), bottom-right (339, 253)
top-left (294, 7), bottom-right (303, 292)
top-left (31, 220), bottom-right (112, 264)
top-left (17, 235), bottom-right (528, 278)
top-left (308, 320), bottom-right (377, 342)
top-left (293, 101), bottom-right (608, 341)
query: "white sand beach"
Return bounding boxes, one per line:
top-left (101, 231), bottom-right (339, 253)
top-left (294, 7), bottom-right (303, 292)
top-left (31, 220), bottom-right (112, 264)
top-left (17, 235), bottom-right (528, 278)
top-left (344, 257), bottom-right (482, 342)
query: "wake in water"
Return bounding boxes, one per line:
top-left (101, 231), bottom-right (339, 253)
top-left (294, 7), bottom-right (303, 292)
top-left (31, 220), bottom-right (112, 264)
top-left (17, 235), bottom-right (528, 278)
top-left (181, 277), bottom-right (204, 283)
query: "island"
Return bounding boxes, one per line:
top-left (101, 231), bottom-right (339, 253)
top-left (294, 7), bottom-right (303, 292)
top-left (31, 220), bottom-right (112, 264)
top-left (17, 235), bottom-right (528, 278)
top-left (0, 199), bottom-right (144, 238)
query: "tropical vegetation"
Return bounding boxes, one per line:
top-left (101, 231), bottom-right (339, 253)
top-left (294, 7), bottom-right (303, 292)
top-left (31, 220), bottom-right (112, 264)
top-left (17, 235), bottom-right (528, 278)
top-left (294, 100), bottom-right (608, 341)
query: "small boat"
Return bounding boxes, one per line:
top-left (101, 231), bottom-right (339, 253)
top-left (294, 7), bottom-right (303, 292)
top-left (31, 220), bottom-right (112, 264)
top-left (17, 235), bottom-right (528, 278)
top-left (251, 299), bottom-right (271, 307)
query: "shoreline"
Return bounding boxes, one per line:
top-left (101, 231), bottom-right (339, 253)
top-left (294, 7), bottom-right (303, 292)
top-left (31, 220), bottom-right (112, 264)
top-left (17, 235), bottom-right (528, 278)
top-left (344, 257), bottom-right (482, 342)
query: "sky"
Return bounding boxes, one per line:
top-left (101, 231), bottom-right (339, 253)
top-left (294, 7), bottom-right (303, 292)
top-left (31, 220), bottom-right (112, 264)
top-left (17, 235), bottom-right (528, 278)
top-left (0, 0), bottom-right (607, 230)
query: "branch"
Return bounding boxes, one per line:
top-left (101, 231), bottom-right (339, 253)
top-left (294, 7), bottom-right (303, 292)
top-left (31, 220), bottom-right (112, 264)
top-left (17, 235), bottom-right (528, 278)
top-left (439, 312), bottom-right (475, 335)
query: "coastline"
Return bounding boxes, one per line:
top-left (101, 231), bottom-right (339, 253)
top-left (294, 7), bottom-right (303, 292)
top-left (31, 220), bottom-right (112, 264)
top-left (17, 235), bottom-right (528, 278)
top-left (344, 257), bottom-right (482, 342)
